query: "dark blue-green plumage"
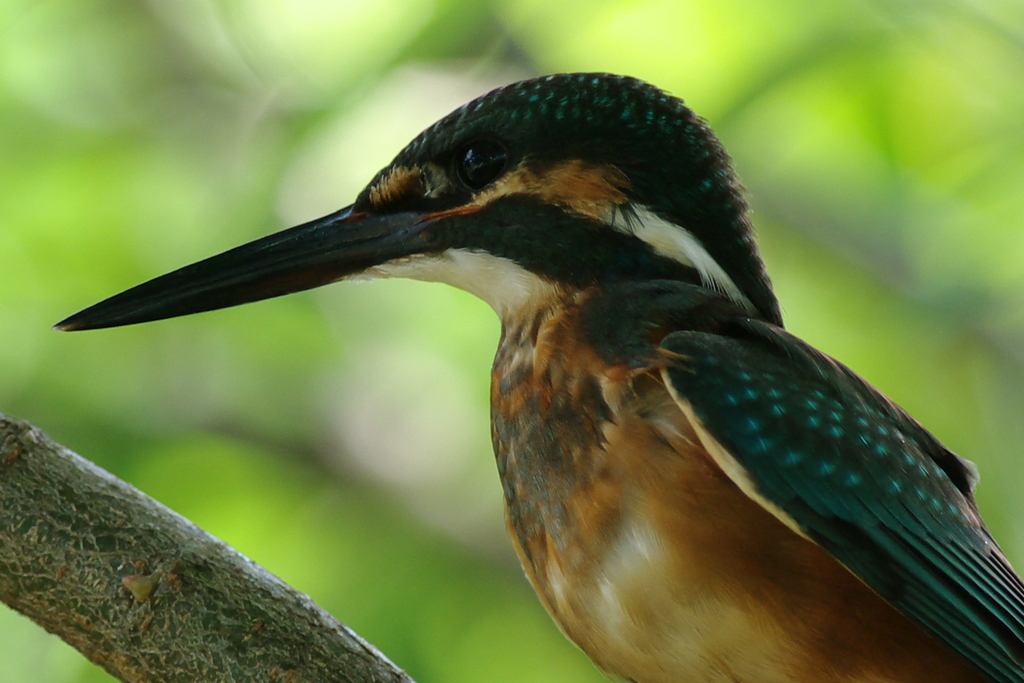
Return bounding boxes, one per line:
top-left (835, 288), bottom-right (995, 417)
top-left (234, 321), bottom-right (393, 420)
top-left (656, 300), bottom-right (1024, 683)
top-left (368, 73), bottom-right (782, 327)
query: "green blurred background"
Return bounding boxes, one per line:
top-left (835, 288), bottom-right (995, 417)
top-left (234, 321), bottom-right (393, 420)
top-left (2, 0), bottom-right (1024, 680)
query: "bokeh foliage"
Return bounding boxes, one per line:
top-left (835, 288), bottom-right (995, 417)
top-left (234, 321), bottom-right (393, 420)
top-left (2, 0), bottom-right (1024, 681)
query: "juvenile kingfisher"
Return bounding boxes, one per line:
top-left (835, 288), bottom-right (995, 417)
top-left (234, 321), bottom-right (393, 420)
top-left (58, 73), bottom-right (1024, 683)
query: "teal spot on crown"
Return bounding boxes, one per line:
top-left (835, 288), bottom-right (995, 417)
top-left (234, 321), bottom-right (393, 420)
top-left (379, 72), bottom-right (782, 326)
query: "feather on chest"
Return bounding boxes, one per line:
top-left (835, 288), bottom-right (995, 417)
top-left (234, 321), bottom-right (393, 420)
top-left (489, 298), bottom-right (787, 681)
top-left (488, 295), bottom-right (985, 683)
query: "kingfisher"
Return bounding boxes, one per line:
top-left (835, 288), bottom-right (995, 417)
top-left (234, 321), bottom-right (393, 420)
top-left (57, 73), bottom-right (1024, 683)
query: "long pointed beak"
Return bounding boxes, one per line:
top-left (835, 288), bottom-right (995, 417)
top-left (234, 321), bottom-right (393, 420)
top-left (56, 205), bottom-right (444, 331)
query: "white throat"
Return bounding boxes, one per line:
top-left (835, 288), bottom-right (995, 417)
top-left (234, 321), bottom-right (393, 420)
top-left (363, 249), bottom-right (559, 320)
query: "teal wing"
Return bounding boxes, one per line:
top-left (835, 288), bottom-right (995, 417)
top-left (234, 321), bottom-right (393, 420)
top-left (662, 321), bottom-right (1024, 683)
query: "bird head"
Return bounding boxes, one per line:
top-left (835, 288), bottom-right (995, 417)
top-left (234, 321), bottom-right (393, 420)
top-left (57, 73), bottom-right (781, 332)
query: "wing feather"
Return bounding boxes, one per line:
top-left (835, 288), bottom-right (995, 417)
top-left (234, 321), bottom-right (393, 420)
top-left (662, 322), bottom-right (1024, 683)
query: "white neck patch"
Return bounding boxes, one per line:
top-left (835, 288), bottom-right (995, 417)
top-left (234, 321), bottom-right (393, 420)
top-left (610, 204), bottom-right (754, 313)
top-left (359, 249), bottom-right (559, 320)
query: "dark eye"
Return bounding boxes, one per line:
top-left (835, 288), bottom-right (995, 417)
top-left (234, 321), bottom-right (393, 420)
top-left (455, 139), bottom-right (508, 190)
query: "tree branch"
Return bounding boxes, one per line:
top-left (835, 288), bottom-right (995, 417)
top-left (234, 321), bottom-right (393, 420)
top-left (0, 414), bottom-right (416, 683)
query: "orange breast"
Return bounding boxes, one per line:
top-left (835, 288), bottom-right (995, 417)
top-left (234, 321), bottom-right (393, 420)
top-left (490, 300), bottom-right (987, 683)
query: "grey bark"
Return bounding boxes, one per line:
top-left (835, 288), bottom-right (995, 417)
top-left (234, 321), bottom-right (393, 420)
top-left (0, 414), bottom-right (416, 683)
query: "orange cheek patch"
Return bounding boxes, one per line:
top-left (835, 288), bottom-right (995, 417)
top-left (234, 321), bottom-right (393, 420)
top-left (368, 166), bottom-right (424, 207)
top-left (476, 160), bottom-right (630, 222)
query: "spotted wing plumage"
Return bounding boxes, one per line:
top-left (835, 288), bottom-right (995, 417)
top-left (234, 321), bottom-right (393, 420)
top-left (662, 320), bottom-right (1024, 683)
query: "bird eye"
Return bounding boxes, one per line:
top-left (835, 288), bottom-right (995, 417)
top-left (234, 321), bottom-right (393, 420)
top-left (455, 139), bottom-right (508, 190)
